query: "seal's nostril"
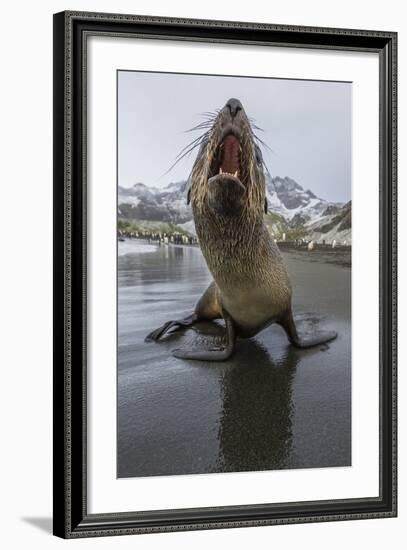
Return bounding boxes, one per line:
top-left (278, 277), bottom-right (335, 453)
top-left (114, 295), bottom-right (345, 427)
top-left (226, 98), bottom-right (243, 118)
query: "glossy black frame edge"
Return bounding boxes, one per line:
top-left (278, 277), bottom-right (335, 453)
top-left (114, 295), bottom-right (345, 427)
top-left (53, 10), bottom-right (397, 539)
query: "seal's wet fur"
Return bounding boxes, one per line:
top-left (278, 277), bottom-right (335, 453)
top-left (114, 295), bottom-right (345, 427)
top-left (146, 98), bottom-right (337, 360)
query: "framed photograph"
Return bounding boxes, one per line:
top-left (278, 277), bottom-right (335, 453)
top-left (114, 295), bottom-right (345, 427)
top-left (53, 11), bottom-right (397, 538)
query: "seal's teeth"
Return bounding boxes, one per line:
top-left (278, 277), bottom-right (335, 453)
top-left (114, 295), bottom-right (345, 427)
top-left (218, 168), bottom-right (239, 176)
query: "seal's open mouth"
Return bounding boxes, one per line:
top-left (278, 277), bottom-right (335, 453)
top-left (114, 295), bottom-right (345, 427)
top-left (212, 133), bottom-right (241, 179)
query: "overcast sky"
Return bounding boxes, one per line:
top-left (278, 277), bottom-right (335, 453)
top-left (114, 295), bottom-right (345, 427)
top-left (118, 70), bottom-right (351, 203)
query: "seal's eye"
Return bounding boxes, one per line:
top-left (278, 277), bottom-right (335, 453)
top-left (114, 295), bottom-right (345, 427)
top-left (254, 145), bottom-right (263, 166)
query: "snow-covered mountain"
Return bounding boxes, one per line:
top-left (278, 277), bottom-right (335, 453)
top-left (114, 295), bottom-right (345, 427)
top-left (306, 201), bottom-right (351, 244)
top-left (118, 181), bottom-right (190, 223)
top-left (118, 177), bottom-right (350, 242)
top-left (264, 175), bottom-right (334, 223)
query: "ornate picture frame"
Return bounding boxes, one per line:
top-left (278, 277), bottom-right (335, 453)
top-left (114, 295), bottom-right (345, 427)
top-left (53, 11), bottom-right (397, 538)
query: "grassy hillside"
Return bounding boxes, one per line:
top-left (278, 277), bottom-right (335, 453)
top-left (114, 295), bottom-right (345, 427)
top-left (264, 212), bottom-right (308, 241)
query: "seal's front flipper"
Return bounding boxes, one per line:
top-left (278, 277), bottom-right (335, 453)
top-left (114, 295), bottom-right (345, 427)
top-left (145, 313), bottom-right (198, 342)
top-left (280, 309), bottom-right (337, 349)
top-left (290, 330), bottom-right (337, 348)
top-left (172, 346), bottom-right (234, 361)
top-left (172, 310), bottom-right (236, 362)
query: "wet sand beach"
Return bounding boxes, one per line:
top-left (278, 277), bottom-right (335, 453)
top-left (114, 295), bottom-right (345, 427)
top-left (117, 239), bottom-right (351, 478)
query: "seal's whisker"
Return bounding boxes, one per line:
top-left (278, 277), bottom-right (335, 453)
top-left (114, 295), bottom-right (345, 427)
top-left (200, 109), bottom-right (219, 116)
top-left (184, 122), bottom-right (214, 133)
top-left (175, 132), bottom-right (210, 160)
top-left (198, 111), bottom-right (219, 121)
top-left (171, 144), bottom-right (204, 167)
top-left (253, 133), bottom-right (273, 153)
top-left (163, 132), bottom-right (210, 176)
top-left (177, 130), bottom-right (211, 153)
top-left (187, 120), bottom-right (213, 128)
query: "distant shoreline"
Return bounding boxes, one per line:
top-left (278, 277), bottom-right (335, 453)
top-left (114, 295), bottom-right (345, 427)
top-left (118, 237), bottom-right (351, 268)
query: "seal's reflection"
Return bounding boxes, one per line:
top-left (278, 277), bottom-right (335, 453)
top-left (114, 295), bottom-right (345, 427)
top-left (215, 339), bottom-right (299, 473)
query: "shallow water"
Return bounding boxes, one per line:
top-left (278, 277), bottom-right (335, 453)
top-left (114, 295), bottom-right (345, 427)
top-left (117, 239), bottom-right (351, 478)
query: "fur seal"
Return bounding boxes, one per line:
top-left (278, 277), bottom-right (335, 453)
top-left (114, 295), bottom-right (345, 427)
top-left (145, 98), bottom-right (337, 360)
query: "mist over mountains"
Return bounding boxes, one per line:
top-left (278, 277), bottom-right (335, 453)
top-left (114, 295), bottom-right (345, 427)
top-left (118, 175), bottom-right (351, 243)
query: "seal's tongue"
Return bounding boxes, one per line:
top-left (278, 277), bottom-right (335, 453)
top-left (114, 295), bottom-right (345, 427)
top-left (220, 135), bottom-right (240, 176)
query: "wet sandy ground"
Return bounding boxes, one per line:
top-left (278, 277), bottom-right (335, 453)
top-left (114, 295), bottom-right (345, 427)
top-left (117, 240), bottom-right (351, 478)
